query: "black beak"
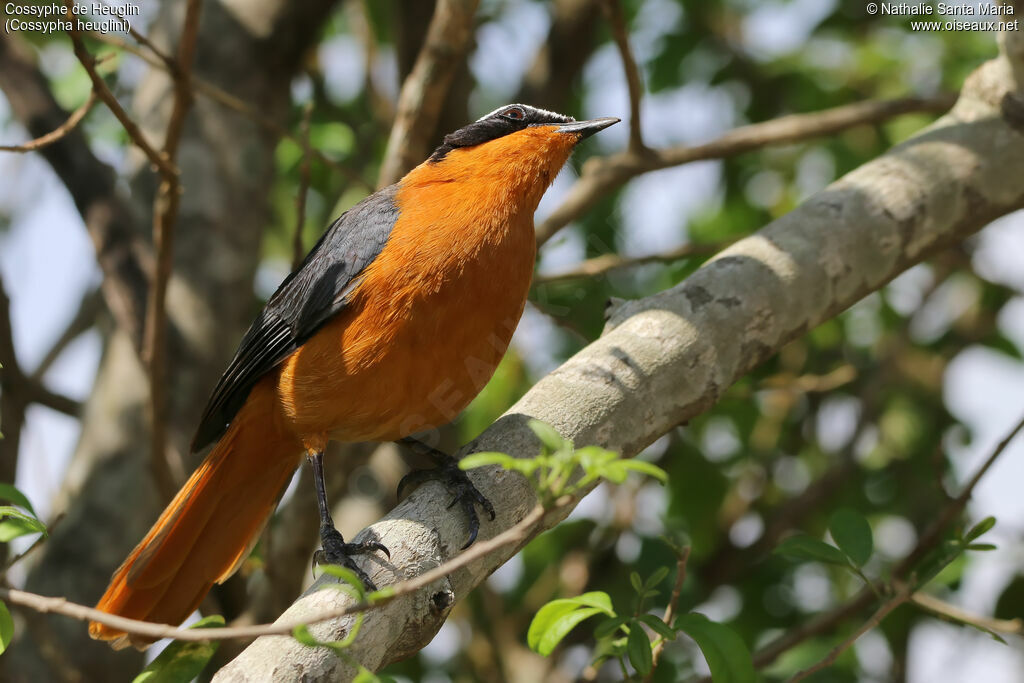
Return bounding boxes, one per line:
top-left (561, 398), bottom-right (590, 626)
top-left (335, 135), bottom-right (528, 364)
top-left (555, 117), bottom-right (620, 139)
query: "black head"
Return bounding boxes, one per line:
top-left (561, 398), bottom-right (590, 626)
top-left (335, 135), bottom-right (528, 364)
top-left (429, 104), bottom-right (615, 162)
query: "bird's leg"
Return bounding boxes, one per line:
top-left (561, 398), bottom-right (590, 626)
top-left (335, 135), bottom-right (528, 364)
top-left (308, 450), bottom-right (389, 590)
top-left (396, 437), bottom-right (496, 549)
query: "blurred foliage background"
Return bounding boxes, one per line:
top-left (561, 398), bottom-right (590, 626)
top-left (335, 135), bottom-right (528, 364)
top-left (1, 0), bottom-right (1023, 681)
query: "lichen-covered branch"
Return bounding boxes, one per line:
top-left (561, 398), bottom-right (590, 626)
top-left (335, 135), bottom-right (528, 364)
top-left (216, 21), bottom-right (1024, 682)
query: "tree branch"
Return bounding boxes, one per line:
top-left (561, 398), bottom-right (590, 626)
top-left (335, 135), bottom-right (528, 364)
top-left (534, 239), bottom-right (734, 285)
top-left (64, 3), bottom-right (177, 178)
top-left (216, 34), bottom-right (1024, 680)
top-left (141, 0), bottom-right (203, 500)
top-left (377, 0), bottom-right (480, 187)
top-left (0, 497), bottom-right (563, 643)
top-left (790, 582), bottom-right (913, 682)
top-left (0, 35), bottom-right (152, 349)
top-left (0, 278), bottom-right (25, 495)
top-left (84, 30), bottom-right (372, 191)
top-left (516, 0), bottom-right (601, 112)
top-left (603, 0), bottom-right (645, 151)
top-left (751, 409), bottom-right (1024, 673)
top-left (910, 592), bottom-right (1024, 636)
top-left (292, 101), bottom-right (314, 270)
top-left (645, 546), bottom-right (689, 681)
top-left (535, 94), bottom-right (955, 245)
top-left (0, 89), bottom-right (97, 153)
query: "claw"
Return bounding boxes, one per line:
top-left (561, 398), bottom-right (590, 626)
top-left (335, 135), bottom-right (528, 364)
top-left (396, 441), bottom-right (496, 549)
top-left (462, 502), bottom-right (480, 549)
top-left (366, 541), bottom-right (391, 561)
top-left (397, 469), bottom-right (434, 500)
top-left (315, 527), bottom-right (389, 591)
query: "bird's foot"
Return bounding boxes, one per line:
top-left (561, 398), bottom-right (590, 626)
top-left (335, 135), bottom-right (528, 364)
top-left (397, 452), bottom-right (496, 549)
top-left (313, 525), bottom-right (390, 591)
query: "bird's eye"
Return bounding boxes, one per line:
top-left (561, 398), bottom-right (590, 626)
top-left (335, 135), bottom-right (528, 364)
top-left (502, 107), bottom-right (526, 121)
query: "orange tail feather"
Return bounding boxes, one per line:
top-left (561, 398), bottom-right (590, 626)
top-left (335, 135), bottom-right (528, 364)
top-left (89, 381), bottom-right (303, 649)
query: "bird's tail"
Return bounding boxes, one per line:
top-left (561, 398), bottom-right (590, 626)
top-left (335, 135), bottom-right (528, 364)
top-left (88, 381), bottom-right (304, 649)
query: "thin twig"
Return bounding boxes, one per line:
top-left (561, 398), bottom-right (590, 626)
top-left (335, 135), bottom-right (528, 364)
top-left (95, 0), bottom-right (175, 69)
top-left (142, 0), bottom-right (204, 500)
top-left (1, 513), bottom-right (64, 573)
top-left (535, 94), bottom-right (955, 245)
top-left (0, 89), bottom-right (97, 153)
top-left (895, 410), bottom-right (1024, 576)
top-left (0, 278), bottom-right (26, 490)
top-left (910, 592), bottom-right (1024, 636)
top-left (84, 30), bottom-right (372, 190)
top-left (646, 546), bottom-right (690, 682)
top-left (603, 0), bottom-right (645, 151)
top-left (534, 240), bottom-right (732, 285)
top-left (293, 101), bottom-right (315, 270)
top-left (0, 278), bottom-right (85, 422)
top-left (789, 582), bottom-right (913, 682)
top-left (64, 3), bottom-right (176, 178)
top-left (760, 365), bottom-right (858, 395)
top-left (0, 498), bottom-right (566, 643)
top-left (751, 410), bottom-right (1024, 673)
top-left (19, 380), bottom-right (81, 417)
top-left (124, 20), bottom-right (174, 68)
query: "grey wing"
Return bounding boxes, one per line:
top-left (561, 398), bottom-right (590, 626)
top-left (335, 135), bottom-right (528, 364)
top-left (190, 185), bottom-right (399, 452)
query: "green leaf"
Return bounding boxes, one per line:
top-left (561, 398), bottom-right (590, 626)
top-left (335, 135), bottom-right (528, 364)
top-left (627, 625), bottom-right (653, 675)
top-left (594, 615), bottom-right (629, 639)
top-left (529, 607), bottom-right (605, 656)
top-left (646, 566), bottom-right (670, 589)
top-left (676, 613), bottom-right (755, 683)
top-left (915, 539), bottom-right (964, 587)
top-left (829, 508), bottom-right (873, 566)
top-left (637, 614), bottom-right (676, 640)
top-left (0, 483), bottom-right (36, 516)
top-left (0, 507), bottom-right (46, 542)
top-left (292, 611), bottom-right (366, 652)
top-left (291, 624), bottom-right (320, 648)
top-left (352, 666), bottom-right (387, 683)
top-left (132, 615), bottom-right (224, 683)
top-left (966, 543), bottom-right (997, 551)
top-left (575, 446), bottom-right (618, 470)
top-left (965, 517), bottom-right (996, 542)
top-left (528, 419), bottom-right (569, 453)
top-left (317, 564), bottom-right (367, 600)
top-left (458, 452), bottom-right (516, 469)
top-left (368, 586), bottom-right (395, 603)
top-left (558, 591), bottom-right (614, 613)
top-left (527, 592), bottom-right (615, 656)
top-left (775, 534), bottom-right (850, 567)
top-left (599, 462), bottom-right (629, 484)
top-left (458, 452), bottom-right (539, 477)
top-left (630, 572), bottom-right (644, 593)
top-left (0, 601), bottom-right (13, 656)
top-left (615, 460), bottom-right (669, 485)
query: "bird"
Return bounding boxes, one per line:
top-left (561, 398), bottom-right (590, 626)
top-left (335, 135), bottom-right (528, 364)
top-left (88, 104), bottom-right (618, 648)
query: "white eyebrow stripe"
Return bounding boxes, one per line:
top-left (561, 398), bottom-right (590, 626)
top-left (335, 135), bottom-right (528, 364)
top-left (475, 104), bottom-right (574, 123)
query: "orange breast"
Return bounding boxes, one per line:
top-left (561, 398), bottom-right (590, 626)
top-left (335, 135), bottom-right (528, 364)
top-left (275, 126), bottom-right (576, 446)
top-left (276, 167), bottom-right (544, 443)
